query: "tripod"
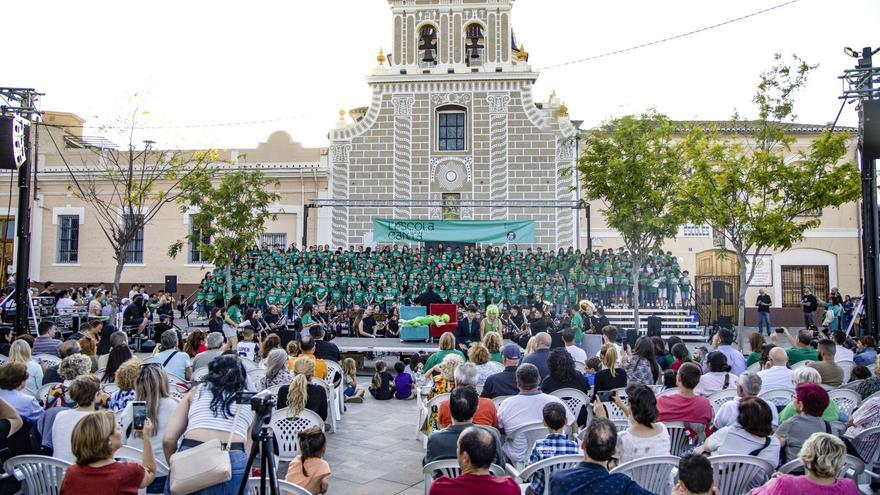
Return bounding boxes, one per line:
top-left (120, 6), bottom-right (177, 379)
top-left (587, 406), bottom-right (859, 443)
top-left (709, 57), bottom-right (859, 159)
top-left (237, 409), bottom-right (279, 495)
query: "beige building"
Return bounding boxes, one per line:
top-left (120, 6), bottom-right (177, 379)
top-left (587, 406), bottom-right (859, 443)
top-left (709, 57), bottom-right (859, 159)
top-left (578, 122), bottom-right (862, 326)
top-left (0, 111), bottom-right (330, 294)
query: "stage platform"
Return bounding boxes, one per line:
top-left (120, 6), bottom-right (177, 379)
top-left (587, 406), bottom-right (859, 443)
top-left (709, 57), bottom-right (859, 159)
top-left (331, 337), bottom-right (439, 354)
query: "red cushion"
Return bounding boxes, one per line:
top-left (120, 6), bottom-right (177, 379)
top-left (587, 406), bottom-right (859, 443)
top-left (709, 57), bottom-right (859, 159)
top-left (429, 304), bottom-right (458, 338)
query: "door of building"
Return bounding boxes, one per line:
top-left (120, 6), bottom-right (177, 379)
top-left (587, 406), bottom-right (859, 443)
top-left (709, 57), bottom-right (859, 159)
top-left (695, 249), bottom-right (740, 327)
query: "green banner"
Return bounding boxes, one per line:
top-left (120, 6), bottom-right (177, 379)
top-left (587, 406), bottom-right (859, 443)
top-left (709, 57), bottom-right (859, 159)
top-left (373, 219), bottom-right (535, 243)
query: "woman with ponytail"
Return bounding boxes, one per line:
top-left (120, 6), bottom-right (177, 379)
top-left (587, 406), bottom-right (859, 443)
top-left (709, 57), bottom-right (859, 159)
top-left (277, 357), bottom-right (328, 421)
top-left (285, 426), bottom-right (330, 495)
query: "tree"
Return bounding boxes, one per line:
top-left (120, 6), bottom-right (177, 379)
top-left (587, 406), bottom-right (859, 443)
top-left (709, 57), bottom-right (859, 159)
top-left (682, 54), bottom-right (860, 336)
top-left (168, 169), bottom-right (280, 299)
top-left (578, 112), bottom-right (693, 330)
top-left (51, 114), bottom-right (217, 298)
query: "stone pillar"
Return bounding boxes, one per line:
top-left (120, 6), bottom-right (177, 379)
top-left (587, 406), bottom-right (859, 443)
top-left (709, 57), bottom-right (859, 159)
top-left (555, 138), bottom-right (576, 250)
top-left (392, 95), bottom-right (415, 219)
top-left (487, 92), bottom-right (511, 221)
top-left (330, 143), bottom-right (351, 248)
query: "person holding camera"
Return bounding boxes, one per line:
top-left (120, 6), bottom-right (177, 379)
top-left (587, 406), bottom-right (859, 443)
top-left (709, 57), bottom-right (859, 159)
top-left (162, 355), bottom-right (255, 494)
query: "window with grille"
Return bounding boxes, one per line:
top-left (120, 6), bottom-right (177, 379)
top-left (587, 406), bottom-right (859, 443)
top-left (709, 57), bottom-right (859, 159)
top-left (781, 265), bottom-right (829, 307)
top-left (260, 233), bottom-right (287, 249)
top-left (188, 218), bottom-right (210, 264)
top-left (57, 215), bottom-right (79, 263)
top-left (438, 111), bottom-right (466, 151)
top-left (124, 214), bottom-right (144, 264)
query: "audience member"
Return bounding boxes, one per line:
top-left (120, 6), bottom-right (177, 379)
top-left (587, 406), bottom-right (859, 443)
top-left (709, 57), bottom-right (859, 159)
top-left (522, 332), bottom-right (552, 380)
top-left (425, 333), bottom-right (467, 372)
top-left (776, 383), bottom-right (833, 462)
top-left (807, 339), bottom-right (844, 386)
top-left (278, 357), bottom-right (328, 421)
top-left (774, 327), bottom-right (820, 364)
top-left (369, 360), bottom-right (395, 401)
top-left (746, 333), bottom-right (766, 367)
top-left (596, 325), bottom-right (623, 359)
top-left (45, 353), bottom-right (92, 408)
top-left (97, 331), bottom-right (129, 370)
top-left (428, 426), bottom-right (518, 495)
top-left (497, 364), bottom-right (574, 463)
top-left (592, 344), bottom-right (627, 400)
top-left (751, 433), bottom-right (858, 495)
top-left (102, 340), bottom-right (134, 384)
top-left (656, 363), bottom-right (712, 429)
top-left (549, 418), bottom-right (654, 495)
top-left (454, 305), bottom-right (481, 353)
top-left (758, 347), bottom-right (795, 393)
top-left (341, 358), bottom-right (365, 403)
top-left (310, 326), bottom-right (340, 363)
top-left (713, 329), bottom-right (746, 375)
top-left (107, 358), bottom-right (140, 412)
top-left (153, 330), bottom-right (192, 381)
top-left (713, 372), bottom-right (778, 429)
top-left (394, 361), bottom-right (415, 400)
top-left (7, 340), bottom-right (43, 394)
top-left (855, 336), bottom-right (878, 367)
top-left (438, 363), bottom-right (498, 429)
top-left (191, 332), bottom-right (225, 370)
top-left (562, 328), bottom-right (587, 365)
top-left (52, 375), bottom-right (102, 463)
top-left (426, 387), bottom-right (504, 466)
top-left (844, 389), bottom-right (880, 460)
top-left (674, 454), bottom-right (718, 495)
top-left (480, 344), bottom-right (521, 399)
top-left (694, 351), bottom-right (737, 397)
top-left (0, 363), bottom-right (43, 422)
top-left (622, 337), bottom-right (661, 386)
top-left (285, 426), bottom-right (331, 495)
top-left (527, 402), bottom-right (582, 495)
top-left (162, 355), bottom-right (254, 494)
top-left (670, 342), bottom-right (691, 372)
top-left (585, 357), bottom-right (601, 387)
top-left (541, 348), bottom-right (590, 425)
top-left (482, 332), bottom-right (503, 363)
top-left (33, 321), bottom-right (62, 357)
top-left (595, 384), bottom-right (669, 464)
top-left (833, 330), bottom-right (855, 363)
top-left (261, 349), bottom-right (294, 389)
top-left (59, 410), bottom-right (156, 493)
top-left (778, 368), bottom-right (840, 423)
top-left (468, 343), bottom-right (504, 387)
top-left (295, 336), bottom-right (328, 380)
top-left (696, 397), bottom-right (780, 466)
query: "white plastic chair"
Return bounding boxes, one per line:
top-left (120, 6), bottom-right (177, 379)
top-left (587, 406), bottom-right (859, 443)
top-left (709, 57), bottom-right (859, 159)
top-left (504, 422), bottom-right (550, 467)
top-left (94, 368), bottom-right (106, 380)
top-left (829, 388), bottom-right (862, 420)
top-left (574, 361), bottom-right (586, 373)
top-left (550, 388), bottom-right (591, 426)
top-left (0, 355), bottom-right (6, 365)
top-left (746, 362), bottom-right (762, 373)
top-left (707, 388), bottom-right (738, 416)
top-left (3, 455), bottom-right (71, 495)
top-left (246, 477), bottom-right (311, 495)
top-left (324, 360), bottom-right (345, 417)
top-left (114, 444), bottom-right (170, 494)
top-left (240, 357), bottom-right (258, 372)
top-left (845, 425), bottom-right (880, 474)
top-left (492, 395), bottom-right (513, 409)
top-left (422, 460), bottom-right (505, 495)
top-left (102, 382), bottom-right (120, 395)
top-left (778, 454), bottom-right (876, 480)
top-left (838, 359), bottom-right (856, 384)
top-left (601, 388), bottom-right (629, 431)
top-left (507, 454), bottom-right (583, 495)
top-left (248, 368), bottom-right (267, 384)
top-left (35, 382), bottom-right (62, 407)
top-left (310, 377), bottom-right (337, 433)
top-left (33, 354), bottom-right (61, 368)
top-left (664, 421), bottom-right (697, 457)
top-left (791, 360), bottom-right (816, 370)
top-left (610, 455), bottom-right (680, 495)
top-left (191, 366), bottom-right (209, 382)
top-left (656, 387), bottom-right (679, 398)
top-left (268, 407), bottom-right (325, 463)
top-left (708, 454), bottom-right (774, 495)
top-left (843, 379), bottom-right (865, 391)
top-left (758, 388), bottom-right (795, 410)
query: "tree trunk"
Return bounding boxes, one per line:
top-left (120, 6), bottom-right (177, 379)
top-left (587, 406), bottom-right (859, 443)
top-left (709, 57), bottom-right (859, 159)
top-left (113, 255), bottom-right (125, 300)
top-left (736, 251), bottom-right (748, 350)
top-left (225, 264), bottom-right (232, 304)
top-left (632, 258), bottom-right (642, 336)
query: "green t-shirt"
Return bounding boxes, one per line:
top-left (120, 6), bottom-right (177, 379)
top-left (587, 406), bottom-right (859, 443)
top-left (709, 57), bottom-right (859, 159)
top-left (786, 347), bottom-right (819, 364)
top-left (227, 305), bottom-right (242, 324)
top-left (746, 352), bottom-right (762, 367)
top-left (777, 400), bottom-right (839, 423)
top-left (424, 349), bottom-right (466, 372)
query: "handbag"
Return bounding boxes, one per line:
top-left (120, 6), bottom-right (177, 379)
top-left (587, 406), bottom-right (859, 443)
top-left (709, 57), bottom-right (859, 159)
top-left (168, 403), bottom-right (242, 494)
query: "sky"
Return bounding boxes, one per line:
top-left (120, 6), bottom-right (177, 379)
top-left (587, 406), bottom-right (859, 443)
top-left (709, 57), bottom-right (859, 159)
top-left (7, 0), bottom-right (880, 150)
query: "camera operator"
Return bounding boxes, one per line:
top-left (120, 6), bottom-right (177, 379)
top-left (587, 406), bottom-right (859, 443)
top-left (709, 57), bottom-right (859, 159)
top-left (162, 355), bottom-right (254, 493)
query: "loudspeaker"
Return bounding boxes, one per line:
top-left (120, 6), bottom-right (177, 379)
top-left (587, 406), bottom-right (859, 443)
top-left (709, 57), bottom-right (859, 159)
top-left (712, 280), bottom-right (726, 299)
top-left (164, 275), bottom-right (177, 293)
top-left (646, 315), bottom-right (662, 337)
top-left (864, 99), bottom-right (880, 159)
top-left (0, 116), bottom-right (29, 170)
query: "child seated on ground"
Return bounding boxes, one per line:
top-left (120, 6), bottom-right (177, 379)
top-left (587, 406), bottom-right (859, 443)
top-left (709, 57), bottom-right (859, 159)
top-left (394, 361), bottom-right (415, 400)
top-left (585, 357), bottom-right (601, 388)
top-left (236, 328), bottom-right (259, 361)
top-left (342, 357), bottom-right (365, 403)
top-left (285, 426), bottom-right (331, 495)
top-left (526, 402), bottom-right (582, 495)
top-left (369, 361), bottom-right (395, 400)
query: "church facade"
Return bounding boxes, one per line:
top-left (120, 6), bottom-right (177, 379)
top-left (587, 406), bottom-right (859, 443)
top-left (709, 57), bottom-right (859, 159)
top-left (328, 0), bottom-right (579, 250)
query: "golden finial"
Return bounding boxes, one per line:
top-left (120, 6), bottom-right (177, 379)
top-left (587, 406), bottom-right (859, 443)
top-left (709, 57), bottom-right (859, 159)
top-left (338, 108), bottom-right (346, 120)
top-left (558, 103), bottom-right (569, 117)
top-left (517, 44), bottom-right (529, 61)
top-left (377, 48), bottom-right (387, 63)
top-left (550, 89), bottom-right (557, 99)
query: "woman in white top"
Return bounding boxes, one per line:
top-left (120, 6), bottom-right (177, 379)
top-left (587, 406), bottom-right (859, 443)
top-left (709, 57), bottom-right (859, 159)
top-left (163, 355), bottom-right (255, 494)
top-left (696, 396), bottom-right (781, 467)
top-left (259, 349), bottom-right (294, 390)
top-left (694, 351), bottom-right (738, 397)
top-left (7, 340), bottom-right (42, 394)
top-left (468, 343), bottom-right (504, 387)
top-left (121, 363), bottom-right (177, 454)
top-left (595, 384), bottom-right (670, 464)
top-left (52, 375), bottom-right (103, 463)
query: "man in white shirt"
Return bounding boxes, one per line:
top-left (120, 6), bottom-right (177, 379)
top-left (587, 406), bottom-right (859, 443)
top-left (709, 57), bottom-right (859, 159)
top-left (562, 328), bottom-right (587, 365)
top-left (713, 329), bottom-right (747, 376)
top-left (757, 347), bottom-right (794, 393)
top-left (497, 364), bottom-right (575, 464)
top-left (833, 331), bottom-right (855, 363)
top-left (713, 372), bottom-right (778, 430)
top-left (54, 290), bottom-right (75, 312)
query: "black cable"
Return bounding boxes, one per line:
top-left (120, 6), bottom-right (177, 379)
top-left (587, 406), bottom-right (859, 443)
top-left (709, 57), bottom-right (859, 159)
top-left (1, 169), bottom-right (13, 284)
top-left (829, 98), bottom-right (848, 134)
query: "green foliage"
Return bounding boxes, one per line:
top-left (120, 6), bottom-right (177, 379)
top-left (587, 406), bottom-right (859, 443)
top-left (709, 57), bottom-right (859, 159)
top-left (578, 112), bottom-right (691, 264)
top-left (168, 169), bottom-right (281, 294)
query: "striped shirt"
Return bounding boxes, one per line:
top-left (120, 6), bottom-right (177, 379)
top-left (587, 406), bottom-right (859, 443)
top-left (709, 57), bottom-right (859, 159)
top-left (184, 386), bottom-right (254, 440)
top-left (33, 336), bottom-right (61, 357)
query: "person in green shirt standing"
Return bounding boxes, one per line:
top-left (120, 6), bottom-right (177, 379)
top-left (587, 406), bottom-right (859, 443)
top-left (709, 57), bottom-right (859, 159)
top-left (224, 294), bottom-right (243, 347)
top-left (570, 303), bottom-right (584, 345)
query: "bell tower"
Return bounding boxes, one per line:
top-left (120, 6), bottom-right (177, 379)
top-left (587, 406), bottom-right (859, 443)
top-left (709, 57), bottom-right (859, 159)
top-left (384, 0), bottom-right (528, 74)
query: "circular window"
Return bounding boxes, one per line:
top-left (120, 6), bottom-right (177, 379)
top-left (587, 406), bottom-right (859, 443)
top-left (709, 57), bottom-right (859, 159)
top-left (445, 170), bottom-right (458, 182)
